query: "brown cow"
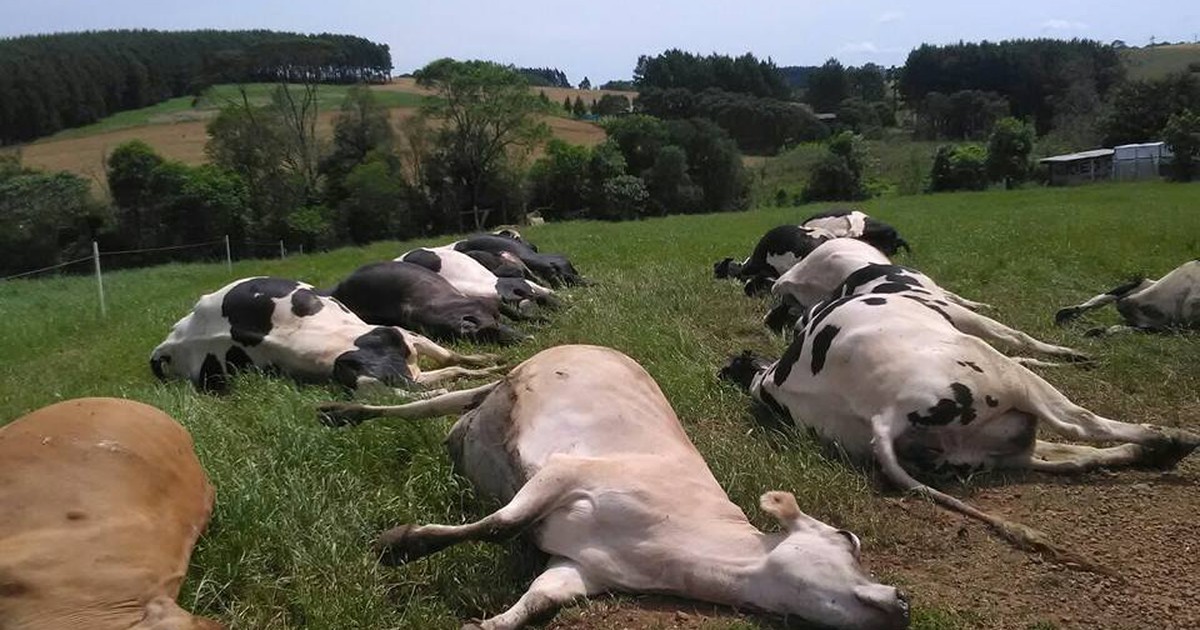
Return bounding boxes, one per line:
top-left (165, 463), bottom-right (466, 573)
top-left (0, 398), bottom-right (221, 630)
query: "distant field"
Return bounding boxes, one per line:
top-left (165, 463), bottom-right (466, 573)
top-left (750, 136), bottom-right (944, 203)
top-left (1, 181), bottom-right (1197, 629)
top-left (12, 80), bottom-right (607, 191)
top-left (1120, 43), bottom-right (1200, 80)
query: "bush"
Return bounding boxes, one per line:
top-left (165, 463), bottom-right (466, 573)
top-left (595, 175), bottom-right (648, 220)
top-left (338, 154), bottom-right (410, 243)
top-left (801, 132), bottom-right (870, 202)
top-left (929, 144), bottom-right (989, 192)
top-left (1163, 109), bottom-right (1200, 182)
top-left (529, 140), bottom-right (593, 220)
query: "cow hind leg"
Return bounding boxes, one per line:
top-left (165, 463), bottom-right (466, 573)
top-left (465, 558), bottom-right (597, 630)
top-left (1029, 441), bottom-right (1145, 474)
top-left (942, 302), bottom-right (1090, 361)
top-left (375, 456), bottom-right (598, 565)
top-left (870, 415), bottom-right (1115, 576)
top-left (1014, 367), bottom-right (1200, 469)
top-left (1055, 278), bottom-right (1155, 325)
top-left (941, 290), bottom-right (992, 311)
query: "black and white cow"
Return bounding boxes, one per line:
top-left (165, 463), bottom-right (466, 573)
top-left (763, 240), bottom-right (1084, 361)
top-left (721, 288), bottom-right (1199, 567)
top-left (713, 225), bottom-right (836, 296)
top-left (329, 261), bottom-right (529, 345)
top-left (319, 345), bottom-right (910, 630)
top-left (715, 211), bottom-right (909, 296)
top-left (452, 234), bottom-right (586, 288)
top-left (801, 209), bottom-right (909, 256)
top-left (398, 246), bottom-right (560, 320)
top-left (151, 277), bottom-right (502, 392)
top-left (1055, 260), bottom-right (1200, 335)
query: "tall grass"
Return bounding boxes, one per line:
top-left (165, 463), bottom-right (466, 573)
top-left (1, 181), bottom-right (1198, 628)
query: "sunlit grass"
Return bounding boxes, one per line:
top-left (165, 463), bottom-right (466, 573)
top-left (1, 180), bottom-right (1197, 628)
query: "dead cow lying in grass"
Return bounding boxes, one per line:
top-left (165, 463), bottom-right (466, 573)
top-left (0, 398), bottom-right (222, 630)
top-left (320, 345), bottom-right (910, 630)
top-left (1056, 259), bottom-right (1200, 335)
top-left (722, 285), bottom-right (1199, 572)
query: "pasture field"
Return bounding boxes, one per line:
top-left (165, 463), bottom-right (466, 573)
top-left (1, 181), bottom-right (1198, 629)
top-left (1120, 43), bottom-right (1200, 81)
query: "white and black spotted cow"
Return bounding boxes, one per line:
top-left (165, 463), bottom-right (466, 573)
top-left (453, 234), bottom-right (586, 288)
top-left (800, 209), bottom-right (909, 256)
top-left (330, 261), bottom-right (529, 345)
top-left (1056, 260), bottom-right (1200, 335)
top-left (151, 277), bottom-right (502, 392)
top-left (715, 210), bottom-right (909, 296)
top-left (398, 246), bottom-right (560, 320)
top-left (714, 225), bottom-right (836, 296)
top-left (763, 241), bottom-right (1084, 362)
top-left (721, 290), bottom-right (1199, 566)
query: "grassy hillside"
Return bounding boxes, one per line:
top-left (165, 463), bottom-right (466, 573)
top-left (1121, 43), bottom-right (1200, 80)
top-left (1, 182), bottom-right (1198, 629)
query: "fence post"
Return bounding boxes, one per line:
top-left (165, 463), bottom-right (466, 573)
top-left (279, 240), bottom-right (285, 259)
top-left (299, 244), bottom-right (304, 256)
top-left (224, 234), bottom-right (232, 271)
top-left (92, 241), bottom-right (107, 318)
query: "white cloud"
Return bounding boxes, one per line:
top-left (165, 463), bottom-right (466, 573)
top-left (840, 42), bottom-right (880, 54)
top-left (877, 11), bottom-right (904, 24)
top-left (1041, 19), bottom-right (1089, 31)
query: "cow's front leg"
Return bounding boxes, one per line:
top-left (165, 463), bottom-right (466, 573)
top-left (375, 455), bottom-right (600, 565)
top-left (941, 289), bottom-right (992, 311)
top-left (415, 365), bottom-right (507, 386)
top-left (406, 330), bottom-right (500, 367)
top-left (464, 558), bottom-right (597, 630)
top-left (942, 302), bottom-right (1090, 361)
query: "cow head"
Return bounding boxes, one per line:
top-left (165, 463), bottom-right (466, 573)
top-left (332, 327), bottom-right (416, 390)
top-left (718, 350), bottom-right (773, 390)
top-left (747, 491), bottom-right (910, 629)
top-left (713, 257), bottom-right (744, 279)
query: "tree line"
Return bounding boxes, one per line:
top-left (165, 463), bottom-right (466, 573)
top-left (0, 29), bottom-right (392, 144)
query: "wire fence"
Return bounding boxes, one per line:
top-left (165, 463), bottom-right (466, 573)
top-left (0, 236), bottom-right (300, 317)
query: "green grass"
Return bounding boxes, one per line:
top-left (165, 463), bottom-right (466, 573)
top-left (1120, 43), bottom-right (1200, 81)
top-left (39, 83), bottom-right (426, 141)
top-left (750, 136), bottom-right (944, 204)
top-left (1, 181), bottom-right (1199, 628)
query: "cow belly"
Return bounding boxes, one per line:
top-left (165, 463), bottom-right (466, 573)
top-left (895, 409), bottom-right (1037, 473)
top-left (446, 381), bottom-right (526, 504)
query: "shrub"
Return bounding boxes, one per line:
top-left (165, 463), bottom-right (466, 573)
top-left (595, 175), bottom-right (648, 220)
top-left (1163, 109), bottom-right (1200, 182)
top-left (0, 164), bottom-right (105, 276)
top-left (929, 144), bottom-right (989, 192)
top-left (986, 117), bottom-right (1035, 189)
top-left (801, 132), bottom-right (870, 202)
top-left (529, 140), bottom-right (593, 220)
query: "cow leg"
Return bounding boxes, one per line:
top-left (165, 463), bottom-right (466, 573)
top-left (1084, 324), bottom-right (1155, 337)
top-left (416, 365), bottom-right (507, 386)
top-left (1011, 357), bottom-right (1067, 369)
top-left (1055, 278), bottom-right (1156, 324)
top-left (465, 558), bottom-right (597, 630)
top-left (317, 381), bottom-right (499, 427)
top-left (939, 301), bottom-right (1090, 361)
top-left (375, 455), bottom-right (597, 565)
top-left (1014, 367), bottom-right (1200, 468)
top-left (407, 331), bottom-right (500, 367)
top-left (941, 289), bottom-right (992, 311)
top-left (870, 415), bottom-right (1113, 575)
top-left (1028, 441), bottom-right (1144, 473)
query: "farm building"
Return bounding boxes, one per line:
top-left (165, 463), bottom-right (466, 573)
top-left (1113, 142), bottom-right (1175, 181)
top-left (1040, 149), bottom-right (1114, 186)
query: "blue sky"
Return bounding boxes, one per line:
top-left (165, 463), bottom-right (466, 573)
top-left (4, 1), bottom-right (1198, 84)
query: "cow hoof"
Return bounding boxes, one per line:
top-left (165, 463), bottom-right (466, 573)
top-left (316, 402), bottom-right (369, 427)
top-left (374, 524), bottom-right (432, 566)
top-left (1137, 433), bottom-right (1200, 470)
top-left (1055, 308), bottom-right (1081, 326)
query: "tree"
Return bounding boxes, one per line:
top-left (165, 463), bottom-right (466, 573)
top-left (0, 163), bottom-right (104, 276)
top-left (322, 85), bottom-right (395, 204)
top-left (1100, 73), bottom-right (1200, 145)
top-left (805, 59), bottom-right (850, 112)
top-left (106, 140), bottom-right (164, 246)
top-left (579, 76), bottom-right (592, 90)
top-left (414, 58), bottom-right (551, 230)
top-left (1163, 109), bottom-right (1200, 182)
top-left (594, 94), bottom-right (631, 116)
top-left (338, 153), bottom-right (410, 243)
top-left (529, 140), bottom-right (593, 219)
top-left (563, 96), bottom-right (572, 113)
top-left (572, 96), bottom-right (587, 117)
top-left (644, 145), bottom-right (700, 215)
top-left (634, 50), bottom-right (791, 99)
top-left (929, 144), bottom-right (989, 192)
top-left (849, 63), bottom-right (886, 102)
top-left (986, 117), bottom-right (1034, 189)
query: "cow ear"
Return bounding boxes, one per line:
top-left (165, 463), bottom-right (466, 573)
top-left (760, 491), bottom-right (805, 531)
